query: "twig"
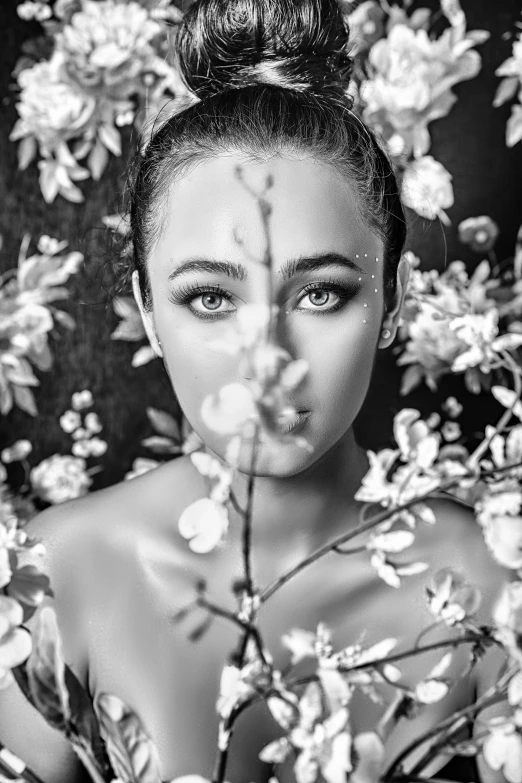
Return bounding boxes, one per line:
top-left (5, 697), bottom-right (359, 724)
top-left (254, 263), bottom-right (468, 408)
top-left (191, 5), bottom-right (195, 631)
top-left (384, 667), bottom-right (514, 780)
top-left (260, 458), bottom-right (522, 603)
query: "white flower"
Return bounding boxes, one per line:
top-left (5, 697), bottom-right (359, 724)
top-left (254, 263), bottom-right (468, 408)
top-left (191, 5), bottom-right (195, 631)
top-left (476, 491), bottom-right (522, 569)
top-left (11, 53), bottom-right (95, 150)
top-left (59, 409), bottom-right (82, 433)
top-left (72, 440), bottom-right (92, 459)
top-left (394, 409), bottom-right (439, 468)
top-left (401, 156), bottom-right (454, 224)
top-left (493, 582), bottom-right (522, 664)
top-left (56, 0), bottom-right (163, 99)
top-left (88, 437), bottom-right (107, 458)
top-left (201, 383), bottom-right (258, 436)
top-left (178, 498), bottom-right (229, 553)
top-left (0, 596), bottom-right (32, 688)
top-left (449, 311), bottom-right (521, 373)
top-left (71, 389), bottom-right (93, 410)
top-left (30, 455), bottom-right (92, 504)
top-left (216, 664), bottom-right (255, 720)
top-left (354, 448), bottom-right (399, 506)
top-left (443, 396), bottom-right (463, 419)
top-left (84, 411), bottom-right (102, 434)
top-left (492, 387), bottom-right (522, 422)
top-left (441, 421), bottom-right (461, 442)
top-left (360, 22), bottom-right (484, 161)
top-left (483, 719), bottom-right (522, 783)
top-left (17, 1), bottom-right (52, 21)
top-left (427, 568), bottom-right (481, 625)
top-left (351, 732), bottom-right (385, 783)
top-left (1, 440), bottom-right (32, 464)
top-left (282, 629), bottom-right (317, 665)
top-left (367, 530), bottom-right (415, 554)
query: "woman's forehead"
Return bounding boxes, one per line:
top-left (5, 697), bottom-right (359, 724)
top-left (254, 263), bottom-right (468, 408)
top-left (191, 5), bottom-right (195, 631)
top-left (152, 153), bottom-right (382, 275)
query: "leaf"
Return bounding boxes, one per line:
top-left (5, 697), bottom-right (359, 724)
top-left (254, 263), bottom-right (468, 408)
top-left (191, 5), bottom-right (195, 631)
top-left (39, 162), bottom-right (60, 203)
top-left (400, 364), bottom-right (423, 396)
top-left (12, 384), bottom-right (38, 416)
top-left (87, 140), bottom-right (109, 181)
top-left (18, 136), bottom-right (37, 170)
top-left (146, 408), bottom-right (181, 440)
top-left (98, 124), bottom-right (122, 156)
top-left (493, 76), bottom-right (520, 108)
top-left (507, 105), bottom-right (522, 148)
top-left (25, 605), bottom-right (71, 731)
top-left (94, 692), bottom-right (163, 783)
top-left (63, 665), bottom-right (114, 776)
top-left (132, 346), bottom-right (156, 367)
top-left (140, 436), bottom-right (181, 455)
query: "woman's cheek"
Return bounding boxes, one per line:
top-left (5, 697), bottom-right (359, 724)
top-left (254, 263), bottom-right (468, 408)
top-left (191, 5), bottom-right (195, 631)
top-left (303, 304), bottom-right (380, 420)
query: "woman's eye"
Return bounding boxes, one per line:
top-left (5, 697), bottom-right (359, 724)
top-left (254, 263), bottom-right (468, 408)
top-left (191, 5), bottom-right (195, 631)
top-left (297, 288), bottom-right (341, 311)
top-left (190, 292), bottom-right (235, 315)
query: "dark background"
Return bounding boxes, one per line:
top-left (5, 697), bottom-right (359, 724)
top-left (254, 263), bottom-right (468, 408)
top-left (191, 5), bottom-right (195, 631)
top-left (1, 0), bottom-right (521, 491)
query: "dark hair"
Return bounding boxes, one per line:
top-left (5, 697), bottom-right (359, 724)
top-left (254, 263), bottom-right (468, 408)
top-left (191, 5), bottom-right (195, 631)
top-left (128, 0), bottom-right (407, 314)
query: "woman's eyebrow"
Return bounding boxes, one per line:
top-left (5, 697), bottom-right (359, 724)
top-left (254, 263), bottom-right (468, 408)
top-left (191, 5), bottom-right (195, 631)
top-left (168, 253), bottom-right (366, 282)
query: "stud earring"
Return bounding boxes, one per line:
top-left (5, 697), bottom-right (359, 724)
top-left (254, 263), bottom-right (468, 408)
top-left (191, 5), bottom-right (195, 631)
top-left (381, 328), bottom-right (391, 340)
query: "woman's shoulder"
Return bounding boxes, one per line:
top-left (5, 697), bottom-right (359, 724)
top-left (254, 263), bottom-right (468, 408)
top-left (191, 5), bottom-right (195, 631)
top-left (22, 454), bottom-right (205, 557)
top-left (18, 456), bottom-right (206, 669)
top-left (420, 495), bottom-right (509, 614)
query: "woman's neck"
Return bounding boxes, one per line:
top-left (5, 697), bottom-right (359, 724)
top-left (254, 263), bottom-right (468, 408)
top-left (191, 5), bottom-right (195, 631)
top-left (225, 427), bottom-right (369, 550)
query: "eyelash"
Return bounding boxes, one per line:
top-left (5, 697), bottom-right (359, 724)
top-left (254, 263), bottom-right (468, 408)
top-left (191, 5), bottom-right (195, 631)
top-left (168, 278), bottom-right (361, 320)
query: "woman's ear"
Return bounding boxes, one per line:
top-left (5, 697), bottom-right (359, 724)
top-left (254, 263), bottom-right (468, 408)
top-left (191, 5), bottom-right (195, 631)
top-left (378, 255), bottom-right (410, 349)
top-left (131, 270), bottom-right (163, 357)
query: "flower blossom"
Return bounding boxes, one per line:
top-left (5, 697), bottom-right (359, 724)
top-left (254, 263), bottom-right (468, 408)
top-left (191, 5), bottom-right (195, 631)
top-left (476, 489), bottom-right (522, 570)
top-left (494, 31), bottom-right (522, 148)
top-left (458, 216), bottom-right (500, 253)
top-left (426, 568), bottom-right (481, 625)
top-left (30, 455), bottom-right (92, 504)
top-left (178, 498), bottom-right (229, 554)
top-left (56, 0), bottom-right (165, 99)
top-left (360, 23), bottom-right (485, 161)
top-left (483, 717), bottom-right (522, 783)
top-left (11, 53), bottom-right (95, 152)
top-left (450, 310), bottom-right (522, 373)
top-left (401, 156), bottom-right (454, 224)
top-left (493, 581), bottom-right (522, 665)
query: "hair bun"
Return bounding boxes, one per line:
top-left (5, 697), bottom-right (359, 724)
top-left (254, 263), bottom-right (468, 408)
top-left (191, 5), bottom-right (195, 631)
top-left (176, 0), bottom-right (354, 100)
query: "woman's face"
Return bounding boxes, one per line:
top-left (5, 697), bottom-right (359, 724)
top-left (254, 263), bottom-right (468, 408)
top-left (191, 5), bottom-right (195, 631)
top-left (138, 153), bottom-right (401, 477)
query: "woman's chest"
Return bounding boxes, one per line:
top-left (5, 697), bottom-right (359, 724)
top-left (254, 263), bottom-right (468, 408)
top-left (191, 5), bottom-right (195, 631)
top-left (85, 531), bottom-right (475, 782)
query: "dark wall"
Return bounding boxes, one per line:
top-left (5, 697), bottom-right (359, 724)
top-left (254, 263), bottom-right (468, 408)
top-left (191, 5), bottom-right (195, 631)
top-left (1, 0), bottom-right (521, 490)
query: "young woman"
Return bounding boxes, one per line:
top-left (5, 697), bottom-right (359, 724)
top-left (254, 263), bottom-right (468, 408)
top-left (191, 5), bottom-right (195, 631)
top-left (0, 1), bottom-right (508, 782)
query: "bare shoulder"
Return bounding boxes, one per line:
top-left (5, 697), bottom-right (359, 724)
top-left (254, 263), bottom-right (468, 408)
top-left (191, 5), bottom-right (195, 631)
top-left (19, 456), bottom-right (206, 672)
top-left (421, 495), bottom-right (509, 610)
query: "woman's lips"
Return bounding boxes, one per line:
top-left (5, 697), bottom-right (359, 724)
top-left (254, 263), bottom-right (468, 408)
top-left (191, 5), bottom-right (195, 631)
top-left (278, 410), bottom-right (311, 434)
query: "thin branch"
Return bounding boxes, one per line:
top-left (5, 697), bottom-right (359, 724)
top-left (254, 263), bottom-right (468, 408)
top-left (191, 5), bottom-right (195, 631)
top-left (260, 458), bottom-right (522, 604)
top-left (384, 667), bottom-right (515, 780)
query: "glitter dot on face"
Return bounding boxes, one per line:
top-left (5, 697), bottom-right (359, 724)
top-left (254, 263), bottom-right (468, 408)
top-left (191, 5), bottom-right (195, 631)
top-left (364, 253), bottom-right (367, 257)
top-left (363, 303), bottom-right (368, 308)
top-left (355, 254), bottom-right (359, 258)
top-left (375, 288), bottom-right (378, 293)
top-left (363, 319), bottom-right (367, 324)
top-left (371, 274), bottom-right (375, 279)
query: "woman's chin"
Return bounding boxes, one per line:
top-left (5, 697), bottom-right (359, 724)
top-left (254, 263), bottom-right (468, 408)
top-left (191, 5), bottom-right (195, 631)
top-left (230, 428), bottom-right (319, 478)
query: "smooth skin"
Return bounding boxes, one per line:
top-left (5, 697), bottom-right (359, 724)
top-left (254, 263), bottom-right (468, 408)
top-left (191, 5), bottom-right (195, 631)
top-left (0, 154), bottom-right (509, 783)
